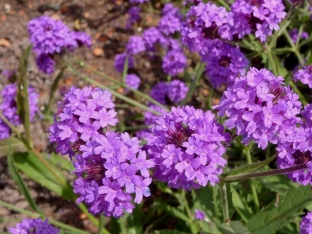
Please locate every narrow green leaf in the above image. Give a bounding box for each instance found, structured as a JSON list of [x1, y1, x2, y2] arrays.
[[13, 152, 74, 199], [231, 186, 253, 222], [246, 185, 312, 234], [225, 154, 277, 177], [16, 45, 33, 148], [220, 221, 249, 234], [121, 56, 128, 83], [154, 230, 189, 234], [7, 151, 42, 214], [46, 153, 74, 172], [0, 137, 26, 157]]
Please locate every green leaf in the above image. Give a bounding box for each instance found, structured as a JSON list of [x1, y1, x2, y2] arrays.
[[154, 230, 189, 234], [46, 153, 74, 172], [13, 152, 74, 199], [220, 221, 249, 234], [246, 185, 312, 234], [16, 45, 33, 147], [260, 175, 299, 194], [231, 186, 253, 222], [7, 151, 43, 214], [225, 154, 277, 176], [0, 137, 26, 157]]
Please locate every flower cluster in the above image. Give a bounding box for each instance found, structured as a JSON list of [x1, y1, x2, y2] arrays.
[[202, 41, 249, 87], [195, 209, 206, 220], [294, 65, 312, 88], [126, 6, 141, 29], [9, 218, 59, 234], [125, 74, 141, 92], [114, 53, 134, 73], [49, 87, 154, 217], [147, 106, 230, 190], [162, 50, 187, 76], [215, 67, 301, 149], [126, 36, 146, 55], [300, 212, 312, 234], [0, 84, 38, 140], [28, 16, 91, 74]]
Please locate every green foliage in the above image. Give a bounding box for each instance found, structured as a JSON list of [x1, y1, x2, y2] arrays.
[[220, 221, 249, 234], [0, 137, 26, 157]]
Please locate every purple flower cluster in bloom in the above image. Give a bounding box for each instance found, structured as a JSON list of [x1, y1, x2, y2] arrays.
[[195, 209, 206, 220], [114, 53, 134, 73], [294, 65, 312, 88], [129, 0, 148, 3], [142, 27, 167, 51], [28, 16, 91, 74], [162, 50, 187, 76], [289, 28, 308, 43], [126, 36, 146, 55], [215, 67, 301, 149], [300, 212, 312, 234], [202, 41, 249, 87], [126, 6, 141, 29], [150, 80, 188, 105], [158, 3, 182, 36], [0, 84, 38, 140], [125, 74, 141, 92], [9, 218, 59, 234], [231, 0, 286, 42], [49, 87, 154, 217], [146, 106, 230, 190]]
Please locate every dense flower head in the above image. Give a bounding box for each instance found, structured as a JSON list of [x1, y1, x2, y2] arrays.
[[36, 54, 56, 75], [293, 65, 312, 88], [126, 6, 141, 29], [125, 74, 141, 92], [302, 104, 312, 128], [181, 2, 233, 54], [230, 0, 286, 42], [201, 41, 249, 87], [72, 132, 154, 217], [114, 53, 134, 73], [300, 212, 312, 234], [158, 14, 181, 36], [126, 36, 146, 55], [162, 3, 181, 17], [147, 106, 230, 190], [9, 218, 59, 234], [144, 104, 168, 126], [28, 16, 91, 55], [214, 67, 302, 149], [289, 28, 308, 43], [0, 84, 38, 140], [162, 50, 187, 76], [195, 209, 206, 220], [142, 27, 167, 51], [150, 80, 188, 105], [49, 86, 118, 157]]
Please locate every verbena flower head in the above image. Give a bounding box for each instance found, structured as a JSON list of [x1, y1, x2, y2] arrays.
[[195, 209, 206, 220], [181, 2, 233, 54], [129, 0, 148, 3], [0, 84, 38, 140], [114, 53, 134, 73], [202, 41, 249, 87], [230, 0, 286, 42], [125, 74, 141, 92], [9, 218, 59, 234], [294, 65, 312, 88], [126, 36, 146, 55], [158, 14, 181, 36], [144, 104, 168, 126], [289, 28, 308, 43], [49, 86, 118, 158], [126, 6, 141, 29], [162, 50, 187, 76], [214, 67, 301, 149], [150, 80, 188, 105], [142, 27, 167, 51], [36, 54, 56, 75], [300, 212, 312, 234], [302, 104, 312, 128], [147, 106, 230, 190]]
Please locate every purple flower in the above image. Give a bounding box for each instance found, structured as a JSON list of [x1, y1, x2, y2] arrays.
[[289, 28, 308, 43], [158, 14, 181, 36], [162, 50, 187, 76], [114, 53, 134, 73], [230, 0, 286, 42], [126, 6, 141, 29], [302, 104, 312, 128], [36, 54, 55, 75], [300, 212, 312, 234], [162, 3, 182, 18], [294, 65, 312, 88], [9, 218, 59, 234], [0, 84, 38, 140], [49, 87, 117, 157], [202, 41, 249, 87], [126, 36, 145, 55], [144, 104, 168, 126], [125, 74, 141, 92], [214, 67, 302, 149], [129, 0, 148, 3], [2, 69, 16, 81], [142, 27, 167, 51], [147, 106, 230, 190], [195, 209, 206, 220]]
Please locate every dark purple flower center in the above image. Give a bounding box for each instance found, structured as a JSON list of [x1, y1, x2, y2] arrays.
[[84, 162, 105, 183], [293, 150, 312, 165], [219, 56, 231, 67], [270, 86, 286, 103], [202, 23, 219, 39], [166, 123, 193, 147], [308, 65, 312, 73], [44, 23, 53, 31]]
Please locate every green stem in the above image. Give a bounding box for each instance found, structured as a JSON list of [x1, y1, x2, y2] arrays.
[[98, 215, 106, 234], [221, 39, 260, 52], [219, 184, 230, 223], [222, 163, 307, 183], [216, 0, 230, 10], [73, 59, 169, 112], [45, 67, 66, 115], [265, 44, 278, 76], [207, 87, 214, 111], [65, 60, 161, 115], [245, 147, 260, 211], [283, 31, 305, 66], [290, 81, 308, 105], [181, 190, 197, 234], [0, 200, 89, 234]]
